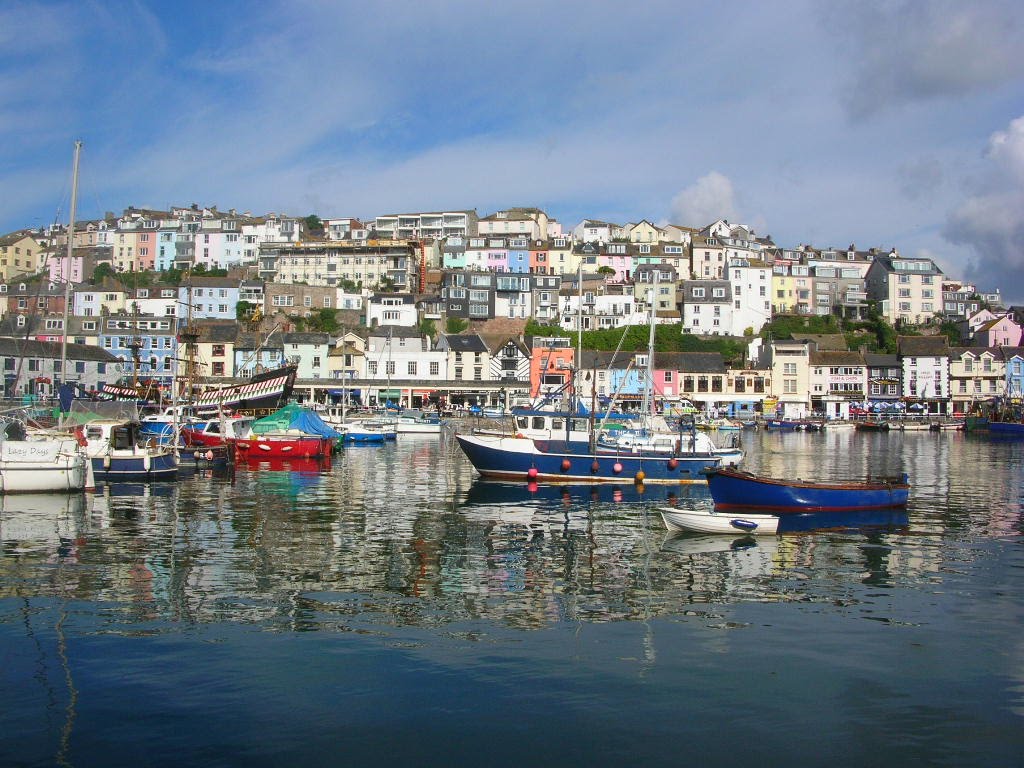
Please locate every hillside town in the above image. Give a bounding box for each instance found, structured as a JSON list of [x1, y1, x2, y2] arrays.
[[1, 204, 1022, 420]]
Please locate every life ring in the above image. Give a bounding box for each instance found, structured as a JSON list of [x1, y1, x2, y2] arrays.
[[74, 427, 88, 448]]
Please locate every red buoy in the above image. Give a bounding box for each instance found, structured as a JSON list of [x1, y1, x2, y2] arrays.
[[591, 460, 600, 474], [667, 458, 678, 470], [612, 462, 623, 474], [527, 467, 539, 479], [561, 459, 571, 472]]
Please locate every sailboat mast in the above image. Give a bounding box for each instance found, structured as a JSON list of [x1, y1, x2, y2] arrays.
[[58, 140, 82, 413], [642, 281, 656, 418]]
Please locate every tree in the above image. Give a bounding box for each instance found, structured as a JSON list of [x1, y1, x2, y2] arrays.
[[236, 300, 254, 322], [418, 317, 437, 340], [304, 214, 323, 234], [91, 264, 115, 284], [446, 316, 469, 334], [597, 266, 615, 276]]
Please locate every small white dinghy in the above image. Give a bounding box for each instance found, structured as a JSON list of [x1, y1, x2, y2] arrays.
[[659, 506, 779, 535]]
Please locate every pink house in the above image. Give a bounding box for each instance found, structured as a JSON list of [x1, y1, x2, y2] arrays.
[[975, 315, 1024, 347]]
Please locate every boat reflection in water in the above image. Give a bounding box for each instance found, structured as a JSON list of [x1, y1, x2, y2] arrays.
[[0, 493, 88, 555]]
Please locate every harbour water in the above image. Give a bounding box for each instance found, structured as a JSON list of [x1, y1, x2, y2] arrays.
[[1, 429, 1022, 767]]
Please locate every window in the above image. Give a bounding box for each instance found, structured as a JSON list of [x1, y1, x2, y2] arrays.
[[783, 362, 797, 375], [368, 361, 378, 375], [784, 379, 798, 394], [407, 361, 417, 376], [430, 361, 440, 376]]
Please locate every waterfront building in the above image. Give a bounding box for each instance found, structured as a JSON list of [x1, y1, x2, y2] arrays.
[[1001, 346, 1024, 399], [723, 364, 771, 419], [864, 353, 902, 409], [364, 326, 446, 406], [72, 280, 128, 319], [768, 338, 814, 418], [949, 347, 1004, 411], [326, 331, 366, 382], [528, 239, 550, 274], [897, 335, 950, 414], [128, 283, 179, 320], [865, 253, 944, 325], [0, 336, 120, 400], [506, 236, 531, 274], [485, 335, 531, 389], [528, 336, 575, 402], [809, 349, 867, 419], [436, 334, 492, 383], [677, 352, 730, 411], [625, 220, 665, 245]]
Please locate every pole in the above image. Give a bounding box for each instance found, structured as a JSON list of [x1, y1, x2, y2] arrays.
[[58, 140, 82, 428]]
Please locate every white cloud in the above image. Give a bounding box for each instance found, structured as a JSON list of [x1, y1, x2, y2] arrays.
[[668, 173, 739, 229], [943, 116, 1024, 303]]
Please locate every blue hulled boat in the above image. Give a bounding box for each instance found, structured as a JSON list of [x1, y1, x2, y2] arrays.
[[455, 432, 728, 484], [704, 466, 910, 512]]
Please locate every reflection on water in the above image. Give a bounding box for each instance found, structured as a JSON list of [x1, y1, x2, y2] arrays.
[[2, 430, 1020, 631], [1, 430, 1023, 766]]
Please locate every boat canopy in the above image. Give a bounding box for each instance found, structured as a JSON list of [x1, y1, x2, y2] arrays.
[[250, 403, 342, 439]]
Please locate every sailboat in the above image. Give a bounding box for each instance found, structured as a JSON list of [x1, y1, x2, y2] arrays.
[[454, 283, 742, 484], [6, 141, 92, 493]]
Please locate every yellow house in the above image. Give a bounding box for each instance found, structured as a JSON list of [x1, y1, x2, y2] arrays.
[[0, 232, 43, 280]]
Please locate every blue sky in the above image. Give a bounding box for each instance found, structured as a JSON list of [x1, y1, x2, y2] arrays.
[[3, 0, 1024, 301]]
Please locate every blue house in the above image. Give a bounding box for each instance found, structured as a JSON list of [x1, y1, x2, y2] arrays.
[[1003, 346, 1024, 400]]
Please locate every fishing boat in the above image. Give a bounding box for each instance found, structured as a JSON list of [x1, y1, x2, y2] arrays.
[[392, 410, 444, 435], [180, 413, 256, 448], [79, 419, 178, 482], [703, 466, 910, 512], [855, 419, 890, 432], [228, 403, 340, 458], [333, 419, 397, 443], [989, 420, 1024, 436], [231, 433, 333, 459], [660, 506, 779, 535], [765, 419, 805, 431], [455, 425, 732, 484]]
